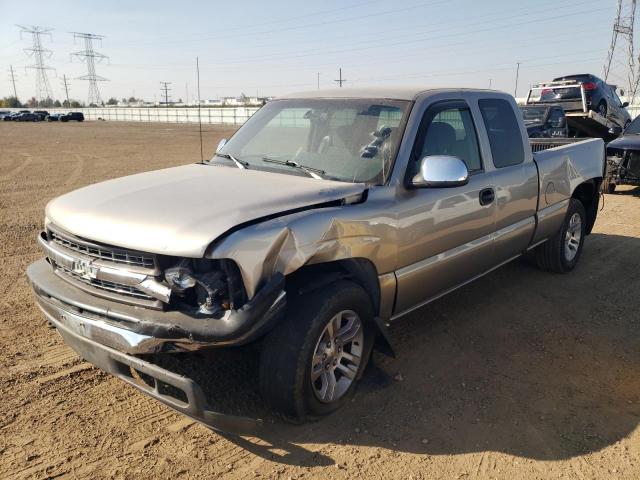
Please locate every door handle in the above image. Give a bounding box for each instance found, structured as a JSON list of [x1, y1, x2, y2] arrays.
[[479, 187, 495, 206]]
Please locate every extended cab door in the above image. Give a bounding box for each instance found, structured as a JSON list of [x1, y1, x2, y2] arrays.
[[393, 100, 498, 315], [476, 98, 538, 263]]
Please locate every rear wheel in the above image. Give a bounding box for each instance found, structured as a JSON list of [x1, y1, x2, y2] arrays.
[[259, 280, 374, 421], [535, 198, 586, 273], [597, 101, 608, 118]]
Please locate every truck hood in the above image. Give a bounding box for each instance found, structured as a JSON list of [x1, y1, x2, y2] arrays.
[[46, 163, 366, 257]]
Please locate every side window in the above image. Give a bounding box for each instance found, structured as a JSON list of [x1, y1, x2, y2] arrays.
[[414, 105, 482, 172], [612, 89, 623, 106], [478, 98, 525, 168]]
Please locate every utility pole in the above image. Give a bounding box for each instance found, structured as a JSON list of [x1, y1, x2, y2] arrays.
[[18, 25, 54, 106], [604, 0, 639, 104], [186, 83, 189, 105], [514, 62, 521, 97], [71, 32, 108, 106], [317, 72, 320, 89], [8, 65, 18, 99], [334, 68, 347, 87], [489, 78, 492, 89], [61, 74, 71, 105], [160, 81, 171, 106]]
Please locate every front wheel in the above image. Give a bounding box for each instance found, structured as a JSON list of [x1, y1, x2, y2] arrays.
[[259, 280, 374, 421], [535, 198, 586, 273]]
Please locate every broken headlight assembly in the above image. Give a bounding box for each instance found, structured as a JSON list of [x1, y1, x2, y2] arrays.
[[164, 258, 246, 316]]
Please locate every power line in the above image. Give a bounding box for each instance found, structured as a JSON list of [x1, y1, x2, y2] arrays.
[[604, 0, 639, 103], [71, 32, 108, 105], [17, 25, 54, 106], [334, 68, 347, 87], [8, 64, 18, 99], [160, 81, 171, 106]]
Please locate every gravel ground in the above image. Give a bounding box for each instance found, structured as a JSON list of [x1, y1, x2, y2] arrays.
[[1, 121, 639, 479]]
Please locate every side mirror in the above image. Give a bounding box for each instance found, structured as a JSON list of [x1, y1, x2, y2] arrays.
[[412, 155, 469, 188], [608, 126, 623, 136], [622, 101, 629, 108], [216, 138, 227, 153]]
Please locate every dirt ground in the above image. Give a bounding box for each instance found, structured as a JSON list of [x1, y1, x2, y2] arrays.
[[1, 121, 639, 480]]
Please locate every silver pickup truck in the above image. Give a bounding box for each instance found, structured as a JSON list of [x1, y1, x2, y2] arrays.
[[27, 88, 605, 433]]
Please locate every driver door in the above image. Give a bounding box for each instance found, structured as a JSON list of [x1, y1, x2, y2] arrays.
[[394, 100, 497, 315]]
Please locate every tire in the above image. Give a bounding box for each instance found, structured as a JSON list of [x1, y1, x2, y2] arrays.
[[259, 280, 375, 422], [607, 182, 616, 193], [535, 198, 586, 273], [597, 101, 607, 118]]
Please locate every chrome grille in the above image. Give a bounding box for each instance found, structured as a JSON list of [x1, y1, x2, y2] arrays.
[[48, 228, 156, 269], [44, 226, 162, 309], [57, 264, 153, 301]]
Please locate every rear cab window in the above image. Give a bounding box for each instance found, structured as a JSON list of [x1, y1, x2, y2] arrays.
[[478, 99, 525, 168]]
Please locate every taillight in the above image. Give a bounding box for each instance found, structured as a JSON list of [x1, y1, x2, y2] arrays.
[[582, 82, 597, 90], [541, 88, 552, 96]]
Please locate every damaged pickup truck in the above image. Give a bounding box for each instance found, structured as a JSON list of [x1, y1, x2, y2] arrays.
[[27, 88, 605, 433]]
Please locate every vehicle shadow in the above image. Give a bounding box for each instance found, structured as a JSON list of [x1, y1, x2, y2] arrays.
[[611, 185, 640, 197], [158, 232, 640, 467]]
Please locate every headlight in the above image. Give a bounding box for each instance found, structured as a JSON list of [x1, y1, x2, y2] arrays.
[[164, 258, 243, 315], [165, 260, 197, 291]]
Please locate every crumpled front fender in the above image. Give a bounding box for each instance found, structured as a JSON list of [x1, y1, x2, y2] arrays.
[[205, 198, 398, 301]]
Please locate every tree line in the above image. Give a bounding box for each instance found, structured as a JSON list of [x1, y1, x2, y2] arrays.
[[0, 96, 84, 108]]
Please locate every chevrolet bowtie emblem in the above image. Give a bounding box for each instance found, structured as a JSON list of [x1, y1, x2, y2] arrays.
[[73, 259, 97, 280]]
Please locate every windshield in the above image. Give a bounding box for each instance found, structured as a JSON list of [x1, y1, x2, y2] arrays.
[[520, 106, 547, 123], [212, 98, 411, 184], [624, 116, 640, 134]]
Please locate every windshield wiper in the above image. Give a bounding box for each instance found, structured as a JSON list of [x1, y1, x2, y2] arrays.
[[262, 157, 325, 179], [215, 153, 250, 169]]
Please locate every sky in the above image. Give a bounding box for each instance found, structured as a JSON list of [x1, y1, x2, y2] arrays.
[[0, 0, 634, 104]]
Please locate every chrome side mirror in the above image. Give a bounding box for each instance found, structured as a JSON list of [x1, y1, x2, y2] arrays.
[[216, 138, 227, 153], [608, 126, 623, 136], [412, 155, 469, 188]]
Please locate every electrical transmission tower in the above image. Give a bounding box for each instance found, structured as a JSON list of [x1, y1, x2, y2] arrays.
[[334, 68, 347, 87], [160, 82, 172, 106], [61, 75, 71, 106], [8, 65, 18, 99], [71, 32, 108, 105], [18, 25, 54, 106], [604, 0, 639, 104]]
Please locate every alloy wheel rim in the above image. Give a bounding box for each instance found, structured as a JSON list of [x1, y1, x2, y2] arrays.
[[564, 212, 582, 261], [310, 310, 364, 403]]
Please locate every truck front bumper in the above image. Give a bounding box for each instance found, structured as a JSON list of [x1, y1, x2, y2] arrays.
[[26, 258, 286, 434]]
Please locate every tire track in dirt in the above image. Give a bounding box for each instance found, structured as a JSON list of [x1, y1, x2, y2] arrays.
[[62, 152, 87, 187], [0, 153, 32, 182]]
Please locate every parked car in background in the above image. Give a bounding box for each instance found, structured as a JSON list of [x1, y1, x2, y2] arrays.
[[3, 110, 30, 121], [530, 74, 631, 130], [520, 105, 568, 138], [28, 87, 605, 433], [33, 110, 50, 121], [14, 112, 40, 122], [60, 112, 84, 122], [0, 110, 11, 119], [604, 115, 640, 192], [46, 113, 62, 122]]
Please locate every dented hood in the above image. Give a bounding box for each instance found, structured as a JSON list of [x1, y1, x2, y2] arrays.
[[46, 163, 365, 257]]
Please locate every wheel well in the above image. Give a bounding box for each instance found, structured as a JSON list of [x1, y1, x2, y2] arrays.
[[572, 180, 601, 234], [285, 258, 381, 316]]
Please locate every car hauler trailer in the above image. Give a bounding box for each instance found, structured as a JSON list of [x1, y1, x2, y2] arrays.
[[526, 81, 624, 139]]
